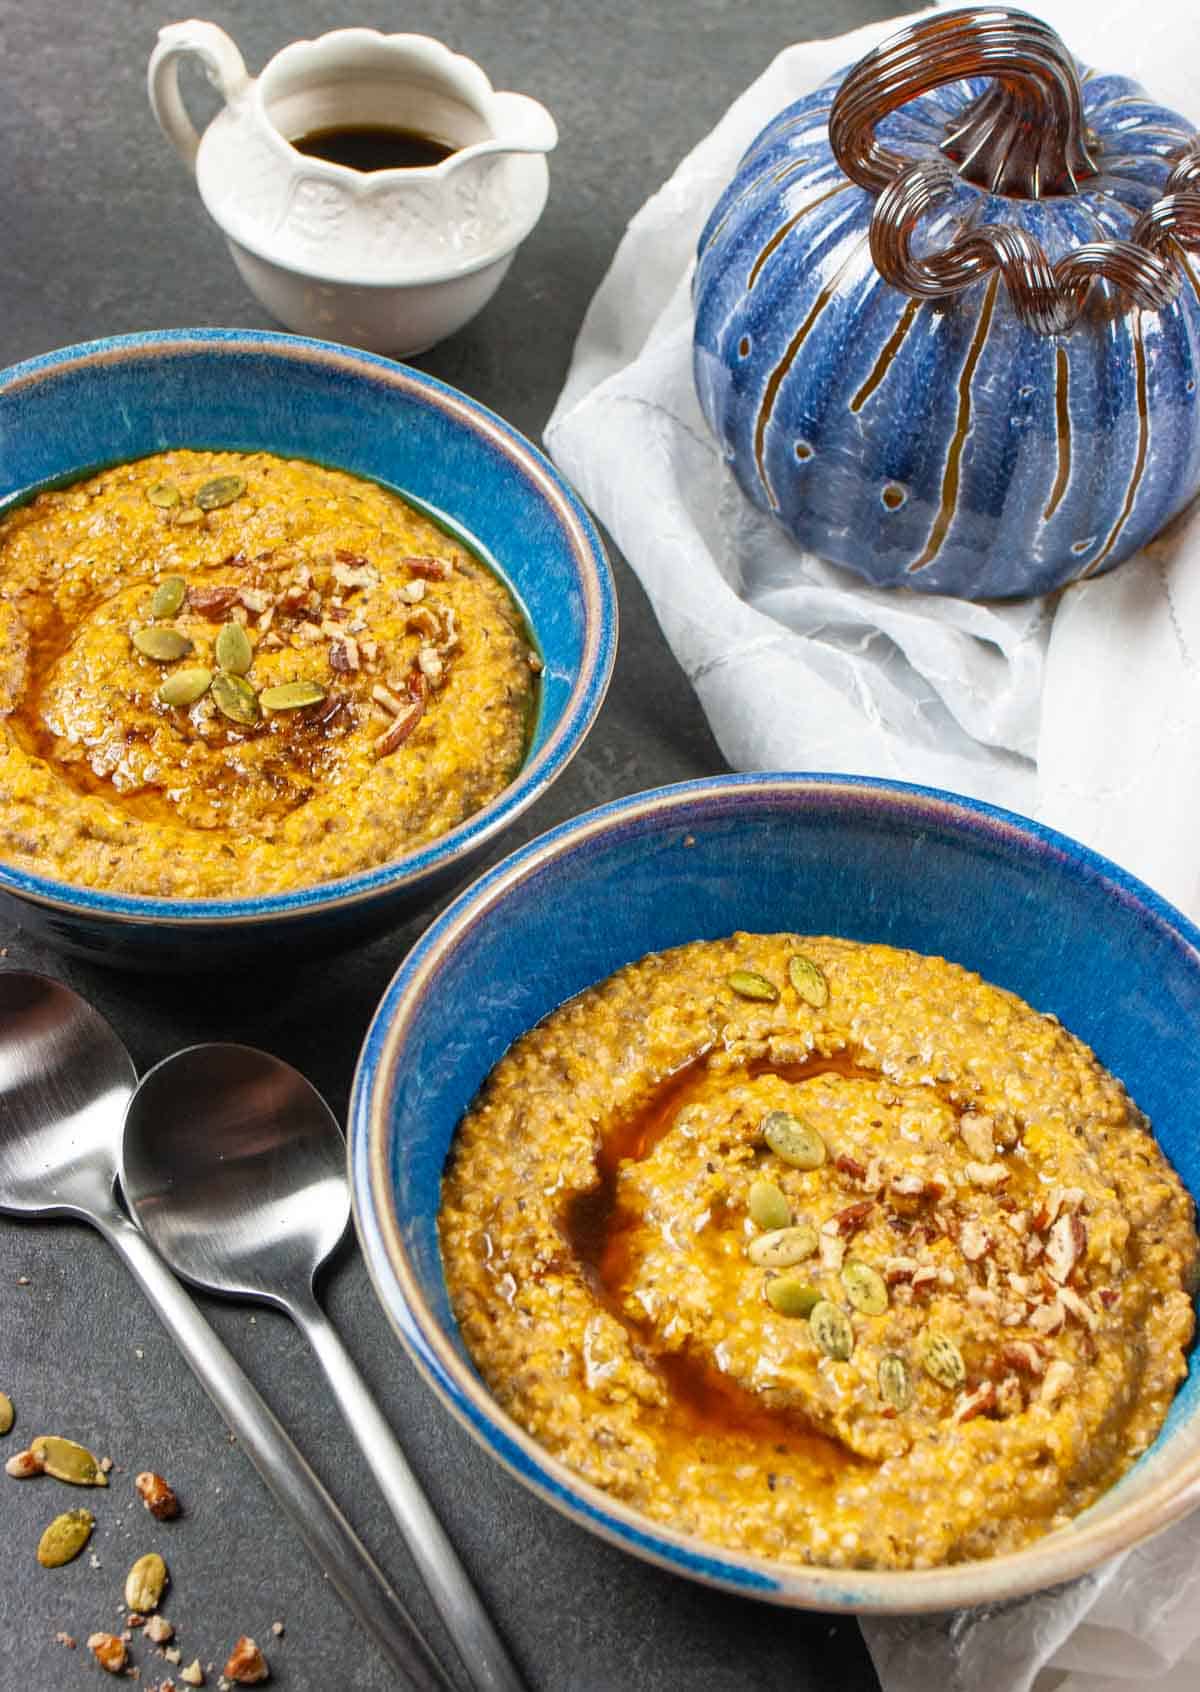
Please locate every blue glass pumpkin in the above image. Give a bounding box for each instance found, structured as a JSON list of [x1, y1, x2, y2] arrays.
[[693, 6, 1200, 599]]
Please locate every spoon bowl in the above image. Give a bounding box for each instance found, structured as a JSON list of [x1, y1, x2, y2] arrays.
[[122, 1043, 348, 1308], [0, 971, 135, 1219]]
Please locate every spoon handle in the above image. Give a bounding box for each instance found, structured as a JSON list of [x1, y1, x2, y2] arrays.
[[293, 1290, 527, 1692], [100, 1213, 453, 1692]]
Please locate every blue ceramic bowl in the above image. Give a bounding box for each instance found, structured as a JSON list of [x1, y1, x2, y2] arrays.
[[351, 774, 1200, 1612], [0, 329, 615, 966]]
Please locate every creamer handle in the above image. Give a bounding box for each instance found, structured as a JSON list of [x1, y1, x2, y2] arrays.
[[148, 19, 250, 172]]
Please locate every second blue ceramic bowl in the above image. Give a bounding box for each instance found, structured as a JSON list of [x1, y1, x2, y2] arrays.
[[351, 773, 1200, 1612], [0, 329, 615, 966]]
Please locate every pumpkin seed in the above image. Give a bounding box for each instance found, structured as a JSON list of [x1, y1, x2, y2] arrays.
[[878, 1353, 914, 1412], [159, 666, 213, 708], [30, 1435, 106, 1487], [215, 620, 253, 675], [810, 1299, 854, 1360], [727, 969, 779, 1002], [125, 1551, 168, 1613], [37, 1508, 94, 1567], [211, 672, 260, 726], [747, 1178, 791, 1232], [150, 576, 186, 619], [788, 953, 829, 1008], [0, 1391, 12, 1436], [145, 481, 180, 509], [748, 1223, 818, 1267], [132, 627, 193, 662], [195, 474, 245, 511], [260, 680, 327, 711], [841, 1260, 889, 1316], [764, 1276, 822, 1319], [920, 1331, 966, 1391], [762, 1110, 826, 1170], [173, 507, 204, 528]]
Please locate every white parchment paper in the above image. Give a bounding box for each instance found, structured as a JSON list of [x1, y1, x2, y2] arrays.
[[544, 3, 1200, 1686]]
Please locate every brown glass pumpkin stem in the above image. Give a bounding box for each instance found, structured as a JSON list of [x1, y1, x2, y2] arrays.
[[830, 6, 1096, 200]]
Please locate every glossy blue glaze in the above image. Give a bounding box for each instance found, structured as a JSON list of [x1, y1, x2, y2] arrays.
[[351, 774, 1200, 1611], [693, 69, 1200, 598], [0, 330, 616, 967]]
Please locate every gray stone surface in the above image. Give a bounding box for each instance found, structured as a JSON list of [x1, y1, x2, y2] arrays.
[[0, 1, 914, 1686]]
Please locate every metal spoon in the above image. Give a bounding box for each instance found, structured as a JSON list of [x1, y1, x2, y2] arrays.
[[0, 972, 450, 1692], [120, 1042, 526, 1692]]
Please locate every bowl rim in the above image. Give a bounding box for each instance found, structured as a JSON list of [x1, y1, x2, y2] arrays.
[[0, 327, 616, 926], [350, 771, 1200, 1613]]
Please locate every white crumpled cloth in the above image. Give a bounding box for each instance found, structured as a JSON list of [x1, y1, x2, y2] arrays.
[[544, 2, 1200, 1688]]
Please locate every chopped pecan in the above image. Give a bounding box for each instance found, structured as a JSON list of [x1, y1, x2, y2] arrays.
[[417, 645, 445, 686], [1000, 1340, 1046, 1377], [1097, 1287, 1119, 1309], [883, 1255, 920, 1284], [1005, 1210, 1031, 1237], [832, 1200, 873, 1235], [1029, 1299, 1066, 1336], [405, 606, 441, 639], [135, 1471, 180, 1520], [403, 554, 451, 580], [6, 1447, 43, 1478], [957, 1220, 991, 1262], [333, 560, 378, 590], [964, 1160, 1009, 1190], [818, 1221, 845, 1272], [144, 1615, 174, 1644], [958, 1113, 995, 1162], [374, 700, 424, 758], [329, 636, 360, 674], [87, 1634, 127, 1675], [237, 587, 272, 614], [188, 583, 240, 618], [910, 1265, 940, 1293], [1044, 1213, 1086, 1284], [994, 1374, 1024, 1416], [953, 1380, 996, 1423], [1057, 1285, 1099, 1331], [834, 1153, 867, 1181], [890, 1172, 928, 1198], [224, 1637, 269, 1684], [1040, 1359, 1075, 1406], [966, 1287, 1001, 1315], [1032, 1186, 1064, 1232]]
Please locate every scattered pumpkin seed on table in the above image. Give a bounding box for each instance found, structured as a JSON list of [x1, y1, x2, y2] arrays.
[[37, 1508, 94, 1567], [747, 1178, 791, 1232], [748, 1223, 818, 1267], [920, 1332, 967, 1390], [125, 1551, 168, 1612], [878, 1353, 914, 1411], [788, 953, 829, 1008], [260, 680, 327, 711], [195, 474, 245, 511], [159, 667, 213, 708], [215, 620, 253, 676], [150, 576, 186, 618], [762, 1110, 826, 1170], [764, 1276, 822, 1319], [211, 671, 260, 726], [0, 1391, 13, 1435], [841, 1260, 889, 1316], [810, 1299, 855, 1360], [145, 481, 180, 509], [727, 969, 778, 1002], [133, 627, 193, 662], [30, 1434, 107, 1486]]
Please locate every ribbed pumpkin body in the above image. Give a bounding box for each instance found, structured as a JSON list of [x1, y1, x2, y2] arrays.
[[693, 70, 1200, 599]]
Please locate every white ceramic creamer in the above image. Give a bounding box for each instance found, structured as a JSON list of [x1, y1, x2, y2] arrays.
[[148, 21, 557, 353]]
